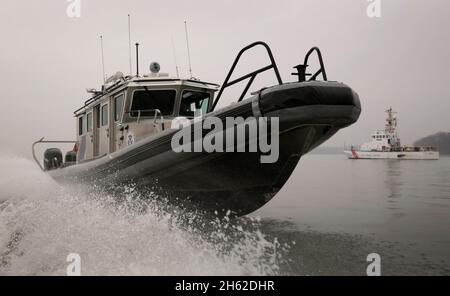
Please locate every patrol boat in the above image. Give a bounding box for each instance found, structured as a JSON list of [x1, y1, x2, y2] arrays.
[[344, 108, 439, 160], [33, 42, 361, 215]]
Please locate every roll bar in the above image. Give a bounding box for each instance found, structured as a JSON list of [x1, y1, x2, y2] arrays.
[[211, 41, 283, 111]]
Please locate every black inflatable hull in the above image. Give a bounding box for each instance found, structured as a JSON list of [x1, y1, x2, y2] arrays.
[[49, 81, 361, 215]]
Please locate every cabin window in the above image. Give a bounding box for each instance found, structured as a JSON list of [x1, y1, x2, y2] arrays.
[[130, 89, 176, 117], [115, 94, 124, 122], [87, 112, 93, 132], [78, 117, 83, 135], [95, 106, 101, 129], [101, 104, 109, 126], [179, 90, 210, 117]]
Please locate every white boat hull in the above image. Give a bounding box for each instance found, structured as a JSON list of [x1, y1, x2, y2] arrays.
[[344, 150, 439, 160]]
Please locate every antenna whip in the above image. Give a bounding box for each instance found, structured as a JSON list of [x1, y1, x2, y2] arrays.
[[128, 14, 132, 76], [100, 35, 106, 83], [184, 21, 193, 78]]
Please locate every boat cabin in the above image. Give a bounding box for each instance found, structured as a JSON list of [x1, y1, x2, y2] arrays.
[[73, 71, 218, 162], [360, 130, 401, 152]]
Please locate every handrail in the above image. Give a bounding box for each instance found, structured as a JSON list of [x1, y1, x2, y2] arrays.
[[32, 138, 78, 171], [292, 47, 328, 82], [125, 108, 165, 130], [211, 41, 283, 111]]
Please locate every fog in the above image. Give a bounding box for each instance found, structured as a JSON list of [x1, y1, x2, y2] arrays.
[[1, 0, 449, 157]]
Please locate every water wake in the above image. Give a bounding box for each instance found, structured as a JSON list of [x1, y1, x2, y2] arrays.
[[0, 156, 288, 275]]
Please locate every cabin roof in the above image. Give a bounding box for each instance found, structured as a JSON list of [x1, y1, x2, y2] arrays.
[[74, 77, 219, 116]]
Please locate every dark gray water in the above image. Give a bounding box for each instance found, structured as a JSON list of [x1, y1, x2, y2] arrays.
[[255, 154, 450, 275], [0, 155, 449, 275]]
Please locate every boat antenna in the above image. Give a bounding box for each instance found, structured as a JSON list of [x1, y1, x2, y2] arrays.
[[184, 21, 193, 78], [135, 42, 140, 77], [100, 35, 106, 83], [128, 14, 133, 76], [171, 36, 180, 78]]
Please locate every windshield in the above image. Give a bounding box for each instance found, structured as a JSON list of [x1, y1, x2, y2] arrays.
[[130, 89, 176, 117], [179, 90, 210, 117]]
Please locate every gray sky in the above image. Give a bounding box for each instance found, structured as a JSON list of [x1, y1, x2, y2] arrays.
[[1, 0, 449, 157]]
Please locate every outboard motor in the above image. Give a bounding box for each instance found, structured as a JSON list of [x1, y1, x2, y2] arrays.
[[44, 148, 63, 171], [65, 151, 77, 167]]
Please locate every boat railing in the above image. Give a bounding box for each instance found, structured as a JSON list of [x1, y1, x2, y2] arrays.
[[211, 41, 283, 111], [32, 138, 78, 171], [292, 47, 328, 82], [422, 146, 438, 152], [125, 109, 165, 130]]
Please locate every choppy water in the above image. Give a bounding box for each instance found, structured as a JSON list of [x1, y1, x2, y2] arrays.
[[0, 156, 287, 276], [1, 154, 449, 275]]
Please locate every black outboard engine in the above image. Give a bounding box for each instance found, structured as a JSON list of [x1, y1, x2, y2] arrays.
[[44, 148, 63, 171], [65, 151, 77, 167]]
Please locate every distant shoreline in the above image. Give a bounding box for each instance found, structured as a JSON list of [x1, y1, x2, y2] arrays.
[[414, 132, 450, 155]]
